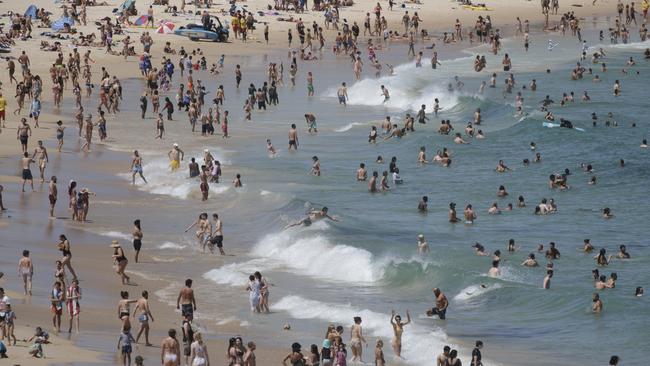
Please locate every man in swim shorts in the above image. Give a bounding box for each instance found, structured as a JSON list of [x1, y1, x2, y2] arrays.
[[288, 124, 299, 150], [426, 288, 449, 320], [168, 143, 185, 172], [176, 279, 196, 321]]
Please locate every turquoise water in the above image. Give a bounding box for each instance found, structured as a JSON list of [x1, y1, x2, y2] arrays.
[[68, 24, 650, 365]]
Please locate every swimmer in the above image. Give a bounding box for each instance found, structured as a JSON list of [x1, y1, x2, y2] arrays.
[[284, 207, 339, 229], [543, 270, 553, 289], [417, 234, 429, 255], [488, 260, 501, 277], [522, 253, 539, 267], [472, 243, 489, 256], [357, 163, 368, 181]]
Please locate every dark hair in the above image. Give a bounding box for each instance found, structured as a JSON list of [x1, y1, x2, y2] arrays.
[[185, 279, 193, 287], [443, 345, 450, 352], [292, 342, 301, 352], [476, 340, 483, 347], [450, 350, 458, 358], [354, 316, 361, 324], [23, 250, 30, 256], [134, 219, 141, 229], [609, 355, 619, 365], [169, 328, 177, 337], [120, 291, 129, 299]]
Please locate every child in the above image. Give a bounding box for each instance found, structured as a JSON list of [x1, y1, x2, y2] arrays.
[[375, 339, 385, 366], [3, 305, 16, 345], [27, 327, 48, 358], [267, 139, 277, 157], [134, 355, 144, 365], [233, 174, 242, 187], [243, 341, 256, 366], [335, 343, 347, 366], [117, 329, 136, 366]]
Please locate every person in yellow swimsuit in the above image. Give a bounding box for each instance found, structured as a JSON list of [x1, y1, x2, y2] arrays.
[[168, 143, 184, 171]]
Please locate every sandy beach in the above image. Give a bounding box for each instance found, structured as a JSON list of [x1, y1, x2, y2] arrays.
[[1, 0, 648, 364]]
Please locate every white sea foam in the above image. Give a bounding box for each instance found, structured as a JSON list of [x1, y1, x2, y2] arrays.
[[334, 122, 366, 132], [117, 147, 230, 200], [250, 228, 382, 283], [98, 231, 132, 240], [204, 222, 384, 286], [157, 241, 187, 250], [272, 295, 487, 366], [454, 283, 502, 302]]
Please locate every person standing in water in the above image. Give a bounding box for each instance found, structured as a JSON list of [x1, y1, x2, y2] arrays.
[[130, 151, 147, 185], [132, 219, 143, 263], [168, 143, 185, 172], [390, 310, 411, 359], [288, 124, 299, 150], [426, 288, 449, 320], [350, 316, 367, 363]]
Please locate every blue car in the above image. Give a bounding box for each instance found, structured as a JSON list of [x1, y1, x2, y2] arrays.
[[175, 16, 229, 42]]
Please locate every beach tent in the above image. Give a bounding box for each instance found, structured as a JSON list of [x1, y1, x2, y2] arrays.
[[134, 15, 148, 26], [119, 0, 135, 12], [24, 5, 38, 19], [156, 22, 175, 34], [52, 16, 74, 31]]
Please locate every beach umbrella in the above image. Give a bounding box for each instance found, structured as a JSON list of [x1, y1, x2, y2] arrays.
[[134, 15, 148, 26], [156, 22, 175, 34]]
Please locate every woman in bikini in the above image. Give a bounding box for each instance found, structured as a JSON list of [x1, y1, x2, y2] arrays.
[[111, 240, 131, 285], [117, 291, 137, 332], [390, 310, 411, 359], [57, 234, 78, 280]]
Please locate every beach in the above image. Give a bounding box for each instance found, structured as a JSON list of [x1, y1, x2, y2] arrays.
[[0, 0, 648, 364]]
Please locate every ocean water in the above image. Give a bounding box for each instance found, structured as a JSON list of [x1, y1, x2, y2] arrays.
[[75, 22, 650, 365]]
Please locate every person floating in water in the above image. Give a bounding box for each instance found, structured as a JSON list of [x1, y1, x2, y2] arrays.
[[284, 207, 339, 229]]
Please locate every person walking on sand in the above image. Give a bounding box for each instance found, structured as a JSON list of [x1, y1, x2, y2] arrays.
[[21, 152, 35, 193], [32, 140, 49, 183], [161, 329, 181, 366], [18, 250, 33, 296], [50, 281, 65, 333], [190, 332, 210, 366], [111, 240, 131, 285], [57, 234, 78, 280], [66, 279, 81, 333], [131, 151, 147, 185], [49, 176, 58, 218], [133, 290, 154, 346]]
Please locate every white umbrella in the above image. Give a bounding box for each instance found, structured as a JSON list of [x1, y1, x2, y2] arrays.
[[156, 22, 175, 34]]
